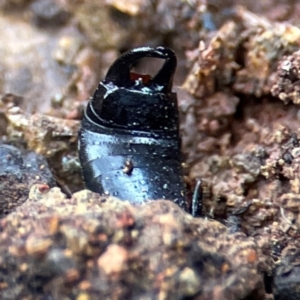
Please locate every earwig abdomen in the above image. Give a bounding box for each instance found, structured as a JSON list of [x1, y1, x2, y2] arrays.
[[78, 46, 188, 212]]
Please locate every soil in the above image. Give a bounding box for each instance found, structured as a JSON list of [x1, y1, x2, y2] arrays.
[[1, 0, 300, 299]]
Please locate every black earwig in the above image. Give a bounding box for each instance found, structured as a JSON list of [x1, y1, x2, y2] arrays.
[[78, 46, 201, 216]]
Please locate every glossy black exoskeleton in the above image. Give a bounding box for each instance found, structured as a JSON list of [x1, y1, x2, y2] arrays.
[[78, 46, 201, 216]]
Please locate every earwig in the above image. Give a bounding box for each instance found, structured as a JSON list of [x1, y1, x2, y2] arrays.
[[78, 46, 201, 216]]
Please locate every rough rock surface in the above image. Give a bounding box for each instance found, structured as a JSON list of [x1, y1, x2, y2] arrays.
[[0, 144, 55, 217], [0, 187, 267, 300], [271, 49, 300, 105]]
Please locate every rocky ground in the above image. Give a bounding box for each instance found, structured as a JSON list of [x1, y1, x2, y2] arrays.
[[1, 0, 300, 299]]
